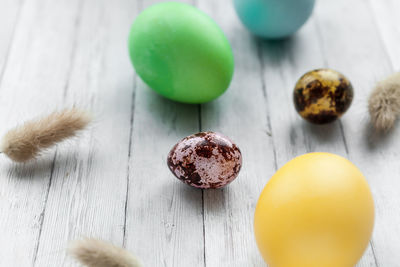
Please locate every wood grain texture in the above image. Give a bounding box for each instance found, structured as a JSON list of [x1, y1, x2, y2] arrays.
[[351, 1, 400, 266], [313, 0, 400, 266], [124, 1, 205, 266], [196, 1, 275, 266], [369, 0, 400, 70], [0, 0, 83, 265], [0, 0, 23, 78], [0, 0, 399, 266], [34, 0, 136, 266]]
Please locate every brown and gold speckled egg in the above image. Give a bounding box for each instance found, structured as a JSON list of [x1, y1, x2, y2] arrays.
[[293, 69, 354, 124], [167, 132, 242, 189]]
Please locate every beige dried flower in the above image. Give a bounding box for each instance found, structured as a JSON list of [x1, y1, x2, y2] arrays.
[[69, 238, 142, 267], [369, 72, 400, 132], [0, 108, 91, 162]]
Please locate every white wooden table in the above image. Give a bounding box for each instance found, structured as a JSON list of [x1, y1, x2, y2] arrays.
[[0, 0, 399, 266]]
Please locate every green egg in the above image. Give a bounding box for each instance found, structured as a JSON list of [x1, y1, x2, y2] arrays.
[[128, 2, 234, 104]]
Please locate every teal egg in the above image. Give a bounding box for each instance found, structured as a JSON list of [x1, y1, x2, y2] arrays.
[[233, 0, 315, 39]]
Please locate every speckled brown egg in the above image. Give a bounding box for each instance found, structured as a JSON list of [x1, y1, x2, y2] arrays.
[[167, 132, 242, 189], [293, 69, 354, 124]]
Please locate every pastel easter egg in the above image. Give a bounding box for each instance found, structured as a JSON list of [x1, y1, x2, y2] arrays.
[[128, 2, 234, 103], [233, 0, 315, 39], [254, 153, 374, 267], [167, 132, 242, 189]]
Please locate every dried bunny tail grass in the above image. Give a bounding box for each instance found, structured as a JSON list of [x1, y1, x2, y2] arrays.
[[69, 238, 143, 267], [369, 72, 400, 132], [0, 108, 91, 162]]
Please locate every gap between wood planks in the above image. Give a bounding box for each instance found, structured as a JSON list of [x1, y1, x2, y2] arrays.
[[123, 74, 138, 247], [311, 1, 398, 266], [198, 104, 207, 267], [361, 2, 397, 267], [31, 0, 86, 265], [4, 0, 395, 265], [256, 41, 278, 173]]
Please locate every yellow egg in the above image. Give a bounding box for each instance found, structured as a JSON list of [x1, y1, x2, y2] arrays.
[[254, 153, 374, 267]]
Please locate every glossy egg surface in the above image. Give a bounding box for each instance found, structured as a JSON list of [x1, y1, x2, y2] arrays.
[[254, 153, 374, 267], [293, 69, 354, 124], [129, 2, 234, 103], [167, 132, 242, 189], [233, 0, 315, 38]]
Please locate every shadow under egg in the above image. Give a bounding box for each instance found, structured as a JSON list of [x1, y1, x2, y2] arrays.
[[362, 120, 398, 152], [292, 119, 342, 144], [175, 179, 228, 213]]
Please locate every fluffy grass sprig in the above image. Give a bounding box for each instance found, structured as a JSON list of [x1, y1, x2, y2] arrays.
[[0, 108, 91, 162], [69, 238, 142, 267], [369, 72, 400, 132]]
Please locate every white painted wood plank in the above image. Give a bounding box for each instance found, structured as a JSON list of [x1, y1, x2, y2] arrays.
[[125, 79, 205, 265], [197, 0, 377, 266], [0, 0, 22, 75], [33, 0, 137, 266], [0, 0, 83, 265], [196, 1, 276, 266], [0, 0, 399, 266], [369, 0, 400, 70], [314, 0, 400, 266], [124, 0, 205, 266], [257, 13, 378, 267]]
